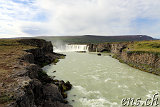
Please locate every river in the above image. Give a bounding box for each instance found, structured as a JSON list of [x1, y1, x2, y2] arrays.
[[43, 52, 160, 107]]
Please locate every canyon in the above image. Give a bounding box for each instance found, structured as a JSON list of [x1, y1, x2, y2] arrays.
[[0, 38, 160, 107], [88, 41, 160, 76]]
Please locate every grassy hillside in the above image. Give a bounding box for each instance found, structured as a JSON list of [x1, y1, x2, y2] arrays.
[[38, 35, 154, 44], [0, 39, 35, 78], [126, 40, 160, 53], [0, 39, 35, 73], [0, 39, 37, 105]]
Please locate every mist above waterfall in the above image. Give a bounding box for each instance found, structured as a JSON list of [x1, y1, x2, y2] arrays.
[[53, 40, 66, 52]]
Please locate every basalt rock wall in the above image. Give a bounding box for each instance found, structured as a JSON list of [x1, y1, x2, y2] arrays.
[[6, 39, 72, 107], [120, 51, 160, 75]]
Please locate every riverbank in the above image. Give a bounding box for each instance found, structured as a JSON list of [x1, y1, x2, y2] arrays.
[[0, 39, 72, 107], [88, 40, 160, 76]]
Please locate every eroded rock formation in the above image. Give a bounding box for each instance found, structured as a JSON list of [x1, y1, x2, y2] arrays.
[[2, 39, 72, 107]]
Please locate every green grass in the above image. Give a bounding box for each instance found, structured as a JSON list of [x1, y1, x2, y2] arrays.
[[0, 39, 19, 46], [0, 39, 36, 88], [0, 39, 36, 73], [60, 56, 65, 59], [126, 40, 160, 53], [53, 58, 59, 63], [0, 95, 13, 104]]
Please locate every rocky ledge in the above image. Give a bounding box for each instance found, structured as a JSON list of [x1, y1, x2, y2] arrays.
[[0, 39, 72, 107]]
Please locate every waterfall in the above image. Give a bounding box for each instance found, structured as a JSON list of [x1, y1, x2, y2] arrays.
[[54, 44, 89, 52], [66, 45, 89, 52]]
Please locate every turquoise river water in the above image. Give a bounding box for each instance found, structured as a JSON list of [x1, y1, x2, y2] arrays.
[[43, 52, 160, 107]]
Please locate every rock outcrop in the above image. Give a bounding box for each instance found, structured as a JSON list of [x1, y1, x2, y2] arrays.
[[88, 42, 130, 54], [88, 43, 111, 52], [2, 39, 72, 107]]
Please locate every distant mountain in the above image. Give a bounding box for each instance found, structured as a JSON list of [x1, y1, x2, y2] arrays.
[[38, 35, 155, 44]]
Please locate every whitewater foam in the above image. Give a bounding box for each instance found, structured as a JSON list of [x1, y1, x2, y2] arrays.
[[74, 85, 101, 95], [104, 78, 112, 82]]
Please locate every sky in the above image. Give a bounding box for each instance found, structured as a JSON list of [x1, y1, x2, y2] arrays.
[[0, 0, 160, 38]]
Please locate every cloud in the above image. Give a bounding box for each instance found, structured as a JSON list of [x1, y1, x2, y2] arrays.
[[0, 0, 160, 38], [0, 0, 48, 38]]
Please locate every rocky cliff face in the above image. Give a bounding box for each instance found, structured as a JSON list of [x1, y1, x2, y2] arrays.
[[88, 43, 111, 52], [88, 42, 129, 54], [88, 42, 160, 75], [4, 39, 72, 107], [120, 51, 160, 75]]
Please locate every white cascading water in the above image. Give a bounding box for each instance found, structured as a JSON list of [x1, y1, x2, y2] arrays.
[[54, 44, 89, 52], [66, 45, 89, 52]]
